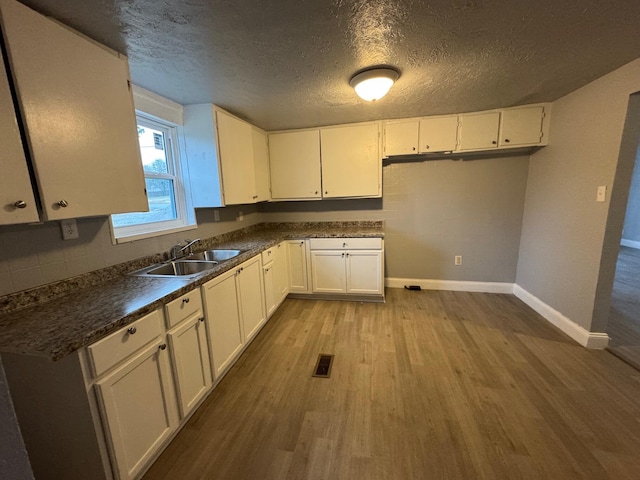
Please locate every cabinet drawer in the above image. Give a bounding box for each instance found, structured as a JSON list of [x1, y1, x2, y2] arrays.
[[309, 238, 382, 250], [87, 309, 163, 378], [164, 289, 203, 329], [262, 246, 276, 264]]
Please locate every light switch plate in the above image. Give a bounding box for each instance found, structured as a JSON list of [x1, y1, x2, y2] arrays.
[[597, 185, 607, 203]]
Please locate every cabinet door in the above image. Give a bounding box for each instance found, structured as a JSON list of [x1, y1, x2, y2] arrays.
[[269, 130, 321, 199], [0, 61, 38, 225], [166, 312, 212, 418], [286, 240, 310, 293], [384, 120, 419, 156], [0, 0, 147, 220], [216, 109, 256, 205], [274, 242, 289, 303], [95, 339, 178, 480], [202, 269, 244, 379], [310, 251, 346, 293], [252, 127, 271, 202], [263, 262, 277, 318], [237, 256, 267, 342], [320, 123, 381, 198], [499, 105, 544, 147], [418, 115, 458, 153], [458, 111, 500, 151], [346, 251, 383, 295], [182, 104, 224, 208]]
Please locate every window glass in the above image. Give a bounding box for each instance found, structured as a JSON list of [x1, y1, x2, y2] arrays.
[[110, 114, 194, 241]]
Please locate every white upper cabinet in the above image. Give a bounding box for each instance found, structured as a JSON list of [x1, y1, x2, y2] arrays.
[[457, 111, 501, 151], [216, 109, 256, 205], [269, 129, 322, 200], [252, 127, 271, 202], [183, 105, 268, 207], [320, 123, 381, 198], [0, 0, 147, 221], [383, 119, 419, 156], [499, 105, 546, 147], [0, 62, 38, 225], [418, 115, 458, 153], [382, 104, 550, 158]]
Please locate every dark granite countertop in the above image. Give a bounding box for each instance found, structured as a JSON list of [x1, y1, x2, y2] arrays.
[[0, 223, 383, 361]]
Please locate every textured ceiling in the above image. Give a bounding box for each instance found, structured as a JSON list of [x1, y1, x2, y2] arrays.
[[16, 0, 640, 130]]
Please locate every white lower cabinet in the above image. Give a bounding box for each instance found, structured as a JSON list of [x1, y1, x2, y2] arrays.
[[202, 253, 266, 379], [262, 242, 290, 318], [286, 239, 310, 293], [164, 289, 211, 418], [237, 255, 267, 342], [309, 238, 384, 297], [202, 268, 244, 379], [95, 338, 179, 480], [166, 313, 211, 417]]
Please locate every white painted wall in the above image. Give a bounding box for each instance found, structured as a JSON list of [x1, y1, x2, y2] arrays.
[[517, 58, 640, 332]]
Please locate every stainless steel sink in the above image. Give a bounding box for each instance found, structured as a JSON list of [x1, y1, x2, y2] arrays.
[[130, 260, 218, 278], [189, 249, 242, 262]]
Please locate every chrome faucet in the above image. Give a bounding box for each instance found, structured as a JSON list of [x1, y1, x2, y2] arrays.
[[170, 238, 201, 260]]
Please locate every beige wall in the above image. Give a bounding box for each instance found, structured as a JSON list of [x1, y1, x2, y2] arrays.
[[516, 59, 640, 331], [261, 155, 530, 282]]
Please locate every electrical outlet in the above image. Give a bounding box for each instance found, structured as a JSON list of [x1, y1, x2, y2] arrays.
[[60, 219, 79, 240], [454, 255, 462, 266], [214, 210, 220, 222], [237, 211, 244, 222]]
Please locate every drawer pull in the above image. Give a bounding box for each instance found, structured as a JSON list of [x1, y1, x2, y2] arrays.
[[14, 200, 27, 209], [127, 327, 137, 335], [199, 317, 204, 322], [159, 343, 167, 350], [57, 200, 69, 208], [182, 298, 190, 304]]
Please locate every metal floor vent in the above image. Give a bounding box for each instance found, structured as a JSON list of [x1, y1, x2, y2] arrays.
[[313, 354, 334, 378]]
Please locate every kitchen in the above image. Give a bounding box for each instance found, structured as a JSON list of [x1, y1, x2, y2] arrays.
[[2, 0, 640, 479]]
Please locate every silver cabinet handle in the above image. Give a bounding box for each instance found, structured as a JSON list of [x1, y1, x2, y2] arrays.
[[182, 298, 190, 304], [13, 200, 27, 209], [159, 343, 167, 350], [57, 200, 69, 208], [127, 327, 137, 335]]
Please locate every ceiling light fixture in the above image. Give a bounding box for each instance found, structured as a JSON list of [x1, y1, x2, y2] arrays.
[[350, 67, 399, 102]]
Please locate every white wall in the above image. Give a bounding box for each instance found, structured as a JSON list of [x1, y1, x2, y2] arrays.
[[516, 58, 640, 332]]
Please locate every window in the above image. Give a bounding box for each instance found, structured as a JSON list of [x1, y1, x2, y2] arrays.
[[110, 114, 194, 242]]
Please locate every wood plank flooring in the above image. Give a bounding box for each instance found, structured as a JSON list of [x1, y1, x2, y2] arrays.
[[143, 289, 640, 480], [607, 246, 640, 369]]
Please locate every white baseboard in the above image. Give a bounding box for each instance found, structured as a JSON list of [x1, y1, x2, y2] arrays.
[[385, 277, 514, 294], [513, 285, 610, 349], [385, 277, 609, 349], [621, 238, 640, 249]]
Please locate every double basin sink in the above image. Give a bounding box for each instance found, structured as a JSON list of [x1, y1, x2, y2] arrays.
[[130, 249, 242, 278]]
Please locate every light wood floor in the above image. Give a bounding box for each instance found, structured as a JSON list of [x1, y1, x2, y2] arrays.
[[607, 246, 640, 369], [144, 289, 640, 480]]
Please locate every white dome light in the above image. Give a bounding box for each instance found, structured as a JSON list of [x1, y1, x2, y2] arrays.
[[350, 68, 399, 102]]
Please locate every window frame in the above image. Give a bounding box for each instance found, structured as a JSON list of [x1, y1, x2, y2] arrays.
[[109, 112, 196, 243]]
